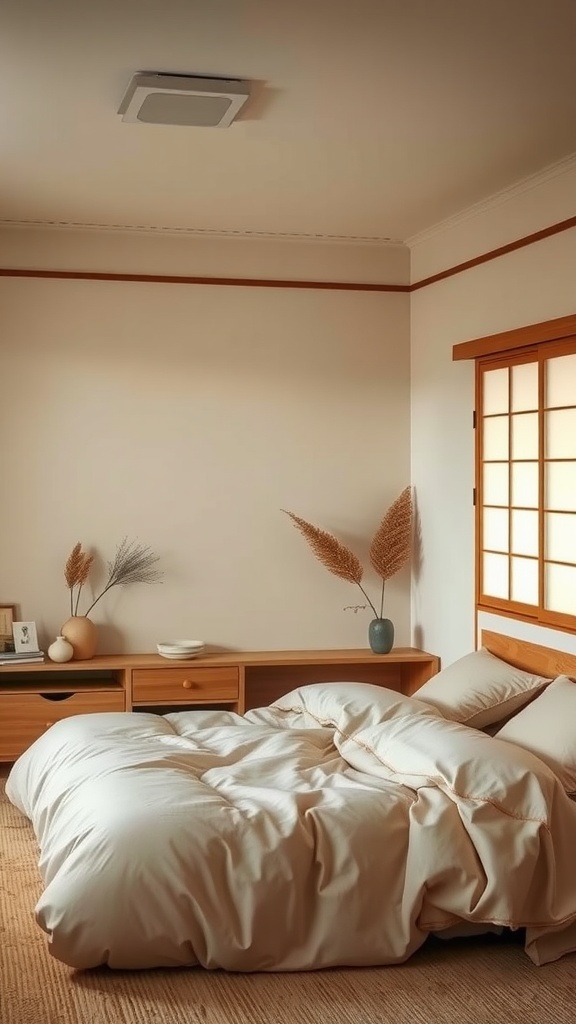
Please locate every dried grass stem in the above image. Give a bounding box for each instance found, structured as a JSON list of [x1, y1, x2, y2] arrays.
[[64, 537, 162, 617], [283, 486, 413, 621]]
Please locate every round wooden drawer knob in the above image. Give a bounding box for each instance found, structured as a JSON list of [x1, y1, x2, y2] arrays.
[[182, 679, 193, 689]]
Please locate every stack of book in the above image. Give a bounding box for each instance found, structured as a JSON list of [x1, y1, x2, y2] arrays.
[[0, 649, 45, 666]]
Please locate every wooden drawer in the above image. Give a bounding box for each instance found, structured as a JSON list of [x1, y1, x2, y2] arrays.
[[132, 666, 239, 705], [0, 690, 125, 761]]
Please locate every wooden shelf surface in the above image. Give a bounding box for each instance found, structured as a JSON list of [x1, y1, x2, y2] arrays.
[[0, 646, 437, 673], [0, 647, 440, 761]]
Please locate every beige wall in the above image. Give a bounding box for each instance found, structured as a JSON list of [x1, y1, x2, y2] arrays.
[[410, 157, 576, 666], [4, 153, 575, 667], [0, 229, 411, 654]]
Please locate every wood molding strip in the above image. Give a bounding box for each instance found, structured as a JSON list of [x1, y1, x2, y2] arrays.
[[0, 214, 574, 294], [411, 215, 576, 291], [453, 312, 576, 361], [0, 268, 410, 293]]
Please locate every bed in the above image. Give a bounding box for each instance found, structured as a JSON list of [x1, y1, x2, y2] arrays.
[[6, 630, 576, 972]]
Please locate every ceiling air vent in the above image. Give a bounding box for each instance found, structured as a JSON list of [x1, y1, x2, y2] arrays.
[[117, 73, 251, 128]]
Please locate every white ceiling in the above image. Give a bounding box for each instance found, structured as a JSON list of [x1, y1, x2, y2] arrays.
[[2, 0, 576, 245]]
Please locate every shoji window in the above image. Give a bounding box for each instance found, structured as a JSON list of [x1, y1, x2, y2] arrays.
[[454, 316, 576, 633]]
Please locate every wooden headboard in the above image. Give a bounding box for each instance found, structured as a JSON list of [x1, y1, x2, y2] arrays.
[[482, 630, 576, 680]]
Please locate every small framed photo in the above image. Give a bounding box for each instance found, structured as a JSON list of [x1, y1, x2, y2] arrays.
[[0, 604, 16, 637], [12, 620, 39, 653], [0, 604, 17, 652]]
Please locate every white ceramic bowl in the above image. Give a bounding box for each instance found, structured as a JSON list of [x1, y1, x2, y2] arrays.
[[157, 649, 204, 660], [157, 639, 205, 654]]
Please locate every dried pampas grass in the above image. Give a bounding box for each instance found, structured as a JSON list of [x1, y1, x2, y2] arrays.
[[63, 538, 162, 618], [64, 542, 84, 589], [282, 513, 363, 585], [283, 487, 413, 619], [64, 542, 95, 615], [369, 486, 413, 582]]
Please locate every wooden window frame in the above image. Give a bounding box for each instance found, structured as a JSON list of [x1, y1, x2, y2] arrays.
[[454, 313, 576, 635]]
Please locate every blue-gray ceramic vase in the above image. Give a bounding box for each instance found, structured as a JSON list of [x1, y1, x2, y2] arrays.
[[368, 617, 394, 654]]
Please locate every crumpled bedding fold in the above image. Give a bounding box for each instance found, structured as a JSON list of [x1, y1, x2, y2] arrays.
[[6, 681, 576, 970]]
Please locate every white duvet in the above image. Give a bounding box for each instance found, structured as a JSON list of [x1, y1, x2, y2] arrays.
[[6, 682, 576, 971]]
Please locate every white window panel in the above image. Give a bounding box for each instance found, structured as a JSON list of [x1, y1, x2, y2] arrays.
[[546, 353, 576, 409], [546, 409, 576, 458], [511, 462, 538, 508], [511, 412, 538, 460], [476, 334, 576, 629], [545, 512, 576, 565], [511, 362, 538, 412], [483, 507, 509, 552], [483, 416, 509, 460], [545, 461, 576, 511], [511, 556, 538, 605], [511, 509, 538, 557], [483, 368, 509, 415], [483, 552, 509, 599], [483, 462, 509, 506], [545, 562, 576, 615]]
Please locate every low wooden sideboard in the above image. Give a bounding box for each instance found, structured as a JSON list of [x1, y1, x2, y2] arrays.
[[0, 647, 440, 762]]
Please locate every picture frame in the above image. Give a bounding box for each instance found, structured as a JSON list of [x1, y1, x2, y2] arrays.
[[12, 620, 39, 653], [0, 604, 17, 652], [0, 604, 16, 637]]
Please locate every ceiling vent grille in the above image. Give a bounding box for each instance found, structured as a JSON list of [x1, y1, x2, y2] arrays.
[[117, 73, 251, 128]]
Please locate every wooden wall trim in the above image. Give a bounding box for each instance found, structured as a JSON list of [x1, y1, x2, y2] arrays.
[[453, 312, 576, 361], [0, 267, 410, 293], [0, 213, 574, 294], [411, 214, 576, 291]]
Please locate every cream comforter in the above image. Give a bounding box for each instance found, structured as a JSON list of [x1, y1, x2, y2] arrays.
[[6, 682, 576, 971]]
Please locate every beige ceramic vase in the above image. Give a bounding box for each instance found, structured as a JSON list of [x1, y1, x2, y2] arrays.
[[60, 616, 98, 661], [47, 634, 74, 663]]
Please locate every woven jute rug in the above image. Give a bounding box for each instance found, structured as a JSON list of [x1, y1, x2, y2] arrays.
[[2, 773, 576, 1024]]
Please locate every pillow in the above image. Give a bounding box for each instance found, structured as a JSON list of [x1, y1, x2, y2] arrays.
[[494, 676, 576, 793], [415, 647, 551, 729]]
